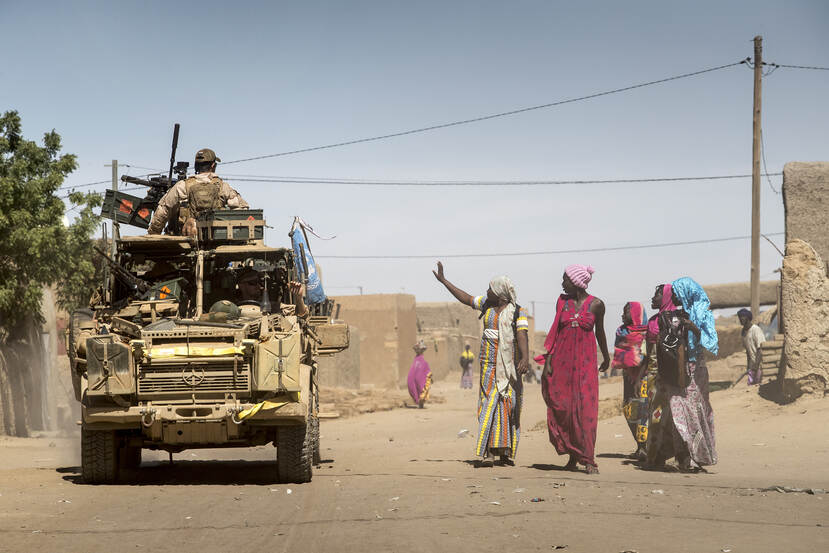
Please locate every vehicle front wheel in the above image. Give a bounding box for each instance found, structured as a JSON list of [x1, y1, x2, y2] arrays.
[[81, 427, 118, 484], [276, 418, 314, 484]]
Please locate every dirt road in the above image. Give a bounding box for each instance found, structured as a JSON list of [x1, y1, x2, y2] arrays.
[[1, 377, 827, 553]]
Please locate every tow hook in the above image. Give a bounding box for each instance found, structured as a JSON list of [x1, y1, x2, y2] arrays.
[[228, 406, 244, 425], [139, 408, 157, 428]]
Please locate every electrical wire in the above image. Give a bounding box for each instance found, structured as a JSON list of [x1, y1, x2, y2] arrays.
[[222, 60, 749, 165], [759, 129, 780, 194], [222, 172, 782, 187], [314, 232, 785, 259], [766, 63, 829, 71]]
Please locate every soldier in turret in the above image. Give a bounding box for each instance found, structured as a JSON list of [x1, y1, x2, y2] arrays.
[[147, 148, 248, 235]]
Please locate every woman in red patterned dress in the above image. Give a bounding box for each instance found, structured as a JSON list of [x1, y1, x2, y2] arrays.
[[536, 265, 610, 474]]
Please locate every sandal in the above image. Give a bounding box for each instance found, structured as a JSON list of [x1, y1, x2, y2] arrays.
[[498, 454, 515, 467], [585, 464, 599, 475]]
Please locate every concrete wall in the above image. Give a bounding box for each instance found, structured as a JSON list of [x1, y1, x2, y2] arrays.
[[331, 294, 416, 388], [784, 162, 829, 270]]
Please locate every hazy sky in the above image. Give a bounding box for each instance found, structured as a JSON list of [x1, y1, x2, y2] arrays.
[[3, 1, 828, 335]]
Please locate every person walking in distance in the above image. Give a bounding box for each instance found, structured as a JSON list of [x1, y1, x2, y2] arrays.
[[460, 344, 475, 389], [407, 341, 433, 408], [536, 264, 610, 474], [433, 261, 529, 466]]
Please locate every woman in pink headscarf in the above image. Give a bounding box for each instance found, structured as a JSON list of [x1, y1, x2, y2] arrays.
[[407, 341, 432, 408], [536, 264, 610, 474], [612, 301, 649, 460]]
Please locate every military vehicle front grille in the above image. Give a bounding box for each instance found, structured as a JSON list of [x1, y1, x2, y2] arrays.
[[138, 361, 250, 396]]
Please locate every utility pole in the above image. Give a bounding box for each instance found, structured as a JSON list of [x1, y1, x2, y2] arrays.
[[104, 159, 119, 257], [750, 36, 763, 317]]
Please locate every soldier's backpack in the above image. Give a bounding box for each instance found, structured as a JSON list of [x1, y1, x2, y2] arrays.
[[185, 176, 223, 220]]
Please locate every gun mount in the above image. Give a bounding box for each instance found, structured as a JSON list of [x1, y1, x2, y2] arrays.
[[101, 124, 189, 230]]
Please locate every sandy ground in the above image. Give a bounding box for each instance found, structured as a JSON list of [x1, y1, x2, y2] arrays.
[[1, 374, 827, 553]]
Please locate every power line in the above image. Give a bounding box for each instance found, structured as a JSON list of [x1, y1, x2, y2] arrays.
[[766, 62, 829, 72], [315, 232, 784, 259], [57, 179, 111, 191], [759, 129, 779, 194], [223, 60, 749, 165], [221, 172, 782, 187]]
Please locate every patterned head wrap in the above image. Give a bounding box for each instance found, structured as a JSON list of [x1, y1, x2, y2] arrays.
[[564, 264, 594, 289], [413, 340, 427, 355], [672, 277, 719, 358], [489, 276, 517, 304]]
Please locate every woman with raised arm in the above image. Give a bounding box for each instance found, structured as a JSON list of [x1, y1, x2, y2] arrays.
[[536, 264, 610, 474], [433, 261, 530, 466]]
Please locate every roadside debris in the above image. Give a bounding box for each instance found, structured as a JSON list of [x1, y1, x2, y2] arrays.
[[762, 485, 826, 495]]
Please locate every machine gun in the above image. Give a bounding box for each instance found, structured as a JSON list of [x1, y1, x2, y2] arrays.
[[94, 246, 152, 299], [101, 123, 188, 230]]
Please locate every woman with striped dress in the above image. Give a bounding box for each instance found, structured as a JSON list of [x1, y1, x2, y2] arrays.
[[433, 262, 530, 466]]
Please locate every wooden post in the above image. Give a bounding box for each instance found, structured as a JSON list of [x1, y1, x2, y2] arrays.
[[751, 36, 763, 318]]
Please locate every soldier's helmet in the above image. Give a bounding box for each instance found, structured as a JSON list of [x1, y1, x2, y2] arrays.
[[209, 300, 240, 319], [195, 148, 221, 164]]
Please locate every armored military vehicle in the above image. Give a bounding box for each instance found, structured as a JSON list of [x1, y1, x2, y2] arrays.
[[67, 211, 349, 484]]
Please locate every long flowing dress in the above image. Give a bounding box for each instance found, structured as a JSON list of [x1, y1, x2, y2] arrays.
[[473, 295, 529, 459], [407, 355, 432, 405], [541, 295, 599, 467], [647, 294, 718, 467]]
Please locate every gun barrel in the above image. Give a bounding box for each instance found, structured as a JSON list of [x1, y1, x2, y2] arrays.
[[168, 123, 180, 186], [93, 246, 151, 296], [121, 175, 169, 190], [120, 175, 157, 187]]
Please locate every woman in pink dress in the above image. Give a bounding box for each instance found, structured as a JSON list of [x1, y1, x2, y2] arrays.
[[536, 265, 610, 474], [407, 341, 432, 408]]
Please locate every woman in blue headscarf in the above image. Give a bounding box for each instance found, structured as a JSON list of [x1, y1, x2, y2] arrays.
[[646, 277, 718, 472]]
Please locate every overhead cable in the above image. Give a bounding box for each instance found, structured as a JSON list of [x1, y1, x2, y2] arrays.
[[315, 232, 785, 259], [222, 60, 749, 165], [766, 62, 829, 72], [221, 172, 782, 187]]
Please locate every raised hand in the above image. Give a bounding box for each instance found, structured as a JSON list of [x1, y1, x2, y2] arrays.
[[288, 281, 306, 298], [432, 261, 445, 282]]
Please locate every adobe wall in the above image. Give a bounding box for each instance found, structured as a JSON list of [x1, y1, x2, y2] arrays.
[[331, 294, 416, 388], [317, 327, 361, 389], [780, 163, 829, 398], [783, 162, 829, 270], [416, 302, 482, 381], [781, 239, 829, 397], [704, 281, 778, 309]]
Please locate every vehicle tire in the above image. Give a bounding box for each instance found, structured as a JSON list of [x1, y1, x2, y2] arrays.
[[276, 420, 314, 484], [81, 427, 118, 484], [311, 415, 321, 465]]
